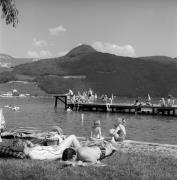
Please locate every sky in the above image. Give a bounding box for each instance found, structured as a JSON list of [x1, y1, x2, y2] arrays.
[[0, 0, 177, 58]]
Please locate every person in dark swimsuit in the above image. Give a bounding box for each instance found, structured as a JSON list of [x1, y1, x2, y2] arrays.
[[61, 141, 116, 163]]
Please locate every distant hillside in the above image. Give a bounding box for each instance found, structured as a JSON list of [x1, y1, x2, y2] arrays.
[[0, 53, 33, 68], [2, 45, 177, 97], [139, 56, 177, 65], [0, 54, 14, 60]]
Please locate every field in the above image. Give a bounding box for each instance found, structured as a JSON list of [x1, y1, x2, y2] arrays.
[[0, 151, 177, 180]]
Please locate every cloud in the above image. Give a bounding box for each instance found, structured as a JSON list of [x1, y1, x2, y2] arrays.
[[92, 41, 136, 57], [27, 51, 39, 58], [32, 38, 48, 48], [27, 50, 52, 59], [57, 51, 68, 57], [49, 25, 66, 36]]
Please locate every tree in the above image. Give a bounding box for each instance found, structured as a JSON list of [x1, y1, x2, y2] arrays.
[[0, 0, 18, 27]]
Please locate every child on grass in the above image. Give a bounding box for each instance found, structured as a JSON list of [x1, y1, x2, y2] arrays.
[[90, 120, 103, 140]]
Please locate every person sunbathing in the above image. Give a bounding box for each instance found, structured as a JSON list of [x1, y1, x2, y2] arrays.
[[23, 134, 116, 162], [23, 134, 81, 160], [61, 141, 116, 164]]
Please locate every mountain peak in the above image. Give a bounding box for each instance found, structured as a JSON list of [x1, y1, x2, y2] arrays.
[[66, 44, 96, 57]]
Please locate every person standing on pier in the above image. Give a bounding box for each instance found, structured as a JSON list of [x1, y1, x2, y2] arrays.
[[88, 88, 93, 98], [160, 97, 166, 107], [167, 95, 175, 107], [66, 89, 74, 102]]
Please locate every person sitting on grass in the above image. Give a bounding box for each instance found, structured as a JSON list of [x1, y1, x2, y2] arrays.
[[90, 120, 103, 140], [109, 117, 126, 142]]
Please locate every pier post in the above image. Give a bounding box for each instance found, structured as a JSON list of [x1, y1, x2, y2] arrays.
[[167, 110, 170, 116], [64, 96, 67, 110], [173, 109, 175, 116], [54, 96, 58, 109], [152, 107, 155, 115]]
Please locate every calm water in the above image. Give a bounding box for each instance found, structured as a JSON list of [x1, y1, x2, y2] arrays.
[[1, 97, 177, 145]]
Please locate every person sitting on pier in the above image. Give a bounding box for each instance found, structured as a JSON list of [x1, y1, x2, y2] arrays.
[[90, 120, 103, 140], [160, 97, 166, 107], [69, 89, 74, 96], [134, 99, 141, 106], [109, 118, 126, 142], [166, 95, 175, 107], [66, 89, 74, 101], [109, 94, 114, 104], [88, 88, 93, 98], [103, 94, 108, 103], [145, 100, 152, 106], [94, 93, 98, 101], [105, 94, 114, 111], [144, 94, 152, 106]]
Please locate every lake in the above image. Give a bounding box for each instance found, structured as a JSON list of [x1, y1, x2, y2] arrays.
[[1, 97, 177, 145]]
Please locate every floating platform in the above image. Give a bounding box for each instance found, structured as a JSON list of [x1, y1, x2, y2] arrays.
[[54, 95, 177, 116]]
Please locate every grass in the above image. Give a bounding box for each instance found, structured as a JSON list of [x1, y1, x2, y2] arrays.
[[0, 151, 177, 180]]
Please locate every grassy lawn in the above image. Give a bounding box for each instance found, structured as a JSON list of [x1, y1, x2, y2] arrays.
[[0, 151, 177, 180]]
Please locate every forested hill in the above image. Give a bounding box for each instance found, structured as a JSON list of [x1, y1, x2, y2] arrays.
[[5, 45, 177, 97]]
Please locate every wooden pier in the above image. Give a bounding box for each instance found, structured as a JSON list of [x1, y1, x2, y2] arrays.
[[54, 95, 177, 116], [54, 94, 68, 110]]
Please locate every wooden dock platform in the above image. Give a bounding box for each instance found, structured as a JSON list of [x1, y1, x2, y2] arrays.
[[54, 95, 177, 116]]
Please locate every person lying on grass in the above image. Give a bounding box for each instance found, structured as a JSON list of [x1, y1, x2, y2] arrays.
[[61, 141, 116, 166], [23, 134, 116, 163]]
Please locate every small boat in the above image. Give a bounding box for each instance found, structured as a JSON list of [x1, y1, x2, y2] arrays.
[[4, 105, 20, 111]]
